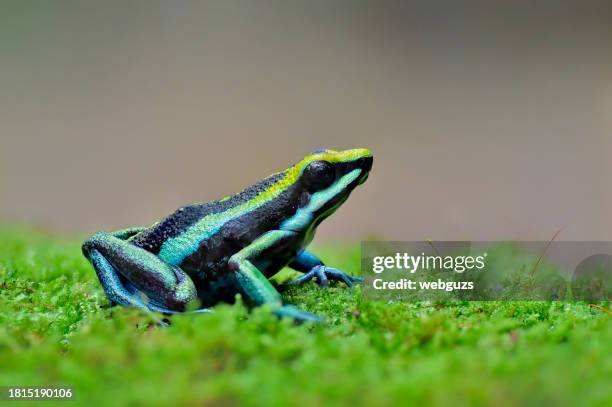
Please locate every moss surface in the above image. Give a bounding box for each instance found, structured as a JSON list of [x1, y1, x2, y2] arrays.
[[0, 226, 610, 406]]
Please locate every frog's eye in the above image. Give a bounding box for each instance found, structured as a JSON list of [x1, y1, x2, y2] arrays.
[[303, 160, 335, 191]]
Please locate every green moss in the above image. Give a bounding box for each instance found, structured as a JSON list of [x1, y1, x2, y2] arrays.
[[0, 226, 610, 406]]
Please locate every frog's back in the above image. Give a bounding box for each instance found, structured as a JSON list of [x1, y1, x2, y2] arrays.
[[129, 170, 289, 255]]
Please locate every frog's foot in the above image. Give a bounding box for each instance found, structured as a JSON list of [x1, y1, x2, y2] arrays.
[[273, 305, 323, 324], [288, 265, 363, 288]]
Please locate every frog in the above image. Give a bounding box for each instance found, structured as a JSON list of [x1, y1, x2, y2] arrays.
[[82, 148, 373, 322]]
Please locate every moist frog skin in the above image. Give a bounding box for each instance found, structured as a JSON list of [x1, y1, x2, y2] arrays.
[[82, 148, 373, 322]]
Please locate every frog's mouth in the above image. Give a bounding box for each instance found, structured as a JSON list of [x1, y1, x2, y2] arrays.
[[312, 164, 370, 220], [282, 163, 371, 233], [345, 155, 373, 188], [311, 169, 362, 212], [339, 154, 372, 187], [358, 172, 369, 185]]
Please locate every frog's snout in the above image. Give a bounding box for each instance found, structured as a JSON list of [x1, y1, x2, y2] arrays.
[[358, 154, 373, 173], [343, 148, 373, 174], [354, 154, 373, 185]]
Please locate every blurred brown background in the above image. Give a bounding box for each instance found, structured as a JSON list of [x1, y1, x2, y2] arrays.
[[1, 1, 611, 240]]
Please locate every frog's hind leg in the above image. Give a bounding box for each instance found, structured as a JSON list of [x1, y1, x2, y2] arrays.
[[82, 231, 200, 314]]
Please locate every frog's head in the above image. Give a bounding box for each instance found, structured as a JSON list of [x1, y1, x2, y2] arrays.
[[284, 148, 373, 230], [298, 148, 373, 191]]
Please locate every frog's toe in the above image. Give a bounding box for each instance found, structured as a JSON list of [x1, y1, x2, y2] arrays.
[[321, 267, 364, 287], [273, 305, 323, 324], [289, 265, 363, 288]]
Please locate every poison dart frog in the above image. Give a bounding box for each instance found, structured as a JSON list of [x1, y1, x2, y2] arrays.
[[82, 149, 373, 322]]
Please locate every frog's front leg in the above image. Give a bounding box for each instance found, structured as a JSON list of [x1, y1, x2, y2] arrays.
[[82, 230, 200, 314], [228, 230, 322, 323], [287, 250, 363, 287]]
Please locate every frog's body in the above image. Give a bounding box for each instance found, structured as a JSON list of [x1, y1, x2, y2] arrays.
[[82, 149, 372, 322]]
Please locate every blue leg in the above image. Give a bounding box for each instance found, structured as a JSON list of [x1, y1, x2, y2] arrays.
[[288, 250, 363, 287], [88, 249, 147, 308], [82, 230, 207, 314]]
